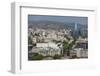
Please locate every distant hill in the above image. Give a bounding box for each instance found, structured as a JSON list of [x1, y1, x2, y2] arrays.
[[28, 20, 87, 31]]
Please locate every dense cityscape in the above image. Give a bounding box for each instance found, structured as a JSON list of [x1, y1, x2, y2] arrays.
[[28, 16, 88, 60]]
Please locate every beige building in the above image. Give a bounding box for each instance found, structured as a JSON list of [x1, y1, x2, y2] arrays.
[[70, 48, 88, 58], [31, 42, 63, 56]]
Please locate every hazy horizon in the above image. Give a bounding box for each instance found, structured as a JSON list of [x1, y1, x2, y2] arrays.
[[28, 15, 88, 25]]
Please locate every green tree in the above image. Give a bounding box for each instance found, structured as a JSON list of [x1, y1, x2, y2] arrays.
[[63, 41, 69, 55], [63, 39, 76, 56], [53, 54, 61, 59], [28, 36, 32, 44], [32, 54, 44, 60]]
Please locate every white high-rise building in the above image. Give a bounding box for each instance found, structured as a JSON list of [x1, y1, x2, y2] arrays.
[[75, 22, 78, 30]]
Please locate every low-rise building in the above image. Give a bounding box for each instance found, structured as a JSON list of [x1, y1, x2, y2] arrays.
[[31, 42, 63, 56], [70, 48, 88, 58], [70, 40, 88, 58]]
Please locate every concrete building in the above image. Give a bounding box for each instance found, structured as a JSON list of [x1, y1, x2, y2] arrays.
[[31, 42, 63, 56], [70, 48, 88, 58], [70, 41, 88, 58]]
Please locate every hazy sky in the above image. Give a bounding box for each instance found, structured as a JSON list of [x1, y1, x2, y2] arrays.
[[28, 15, 88, 25]]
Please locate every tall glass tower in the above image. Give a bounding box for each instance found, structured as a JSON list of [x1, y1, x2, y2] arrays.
[[75, 22, 78, 31]]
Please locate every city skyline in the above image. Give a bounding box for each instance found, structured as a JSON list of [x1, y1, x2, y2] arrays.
[[28, 15, 88, 25]]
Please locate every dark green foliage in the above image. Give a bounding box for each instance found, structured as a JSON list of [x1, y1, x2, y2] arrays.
[[53, 54, 61, 59], [28, 36, 32, 44], [71, 55, 77, 58], [32, 54, 44, 60], [62, 39, 76, 56]]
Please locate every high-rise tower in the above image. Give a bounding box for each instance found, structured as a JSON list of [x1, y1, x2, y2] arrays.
[[75, 22, 77, 31]]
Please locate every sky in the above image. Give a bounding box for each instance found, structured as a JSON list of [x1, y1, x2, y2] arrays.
[[28, 15, 88, 25]]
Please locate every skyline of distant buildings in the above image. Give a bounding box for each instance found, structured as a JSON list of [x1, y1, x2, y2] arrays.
[[28, 15, 88, 25]]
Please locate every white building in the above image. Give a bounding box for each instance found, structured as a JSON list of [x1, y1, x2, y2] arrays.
[[31, 42, 63, 56], [36, 42, 60, 48], [70, 48, 88, 58], [32, 38, 37, 43]]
